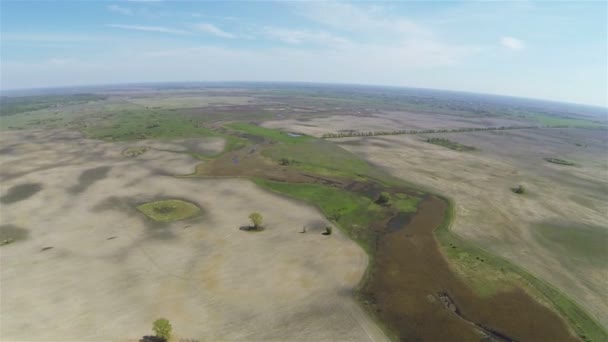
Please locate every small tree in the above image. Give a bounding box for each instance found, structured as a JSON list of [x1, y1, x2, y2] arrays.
[[152, 318, 172, 341], [512, 185, 525, 194], [249, 212, 263, 229], [376, 192, 391, 205]]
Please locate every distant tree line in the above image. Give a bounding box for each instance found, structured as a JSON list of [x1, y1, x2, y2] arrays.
[[321, 125, 539, 139]]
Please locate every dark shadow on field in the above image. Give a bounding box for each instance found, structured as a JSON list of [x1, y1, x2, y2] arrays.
[[0, 224, 30, 243], [92, 193, 207, 242], [68, 166, 111, 194], [0, 183, 43, 204]]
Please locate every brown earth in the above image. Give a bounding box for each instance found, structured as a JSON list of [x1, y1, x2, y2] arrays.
[[362, 196, 578, 341], [196, 138, 579, 341]]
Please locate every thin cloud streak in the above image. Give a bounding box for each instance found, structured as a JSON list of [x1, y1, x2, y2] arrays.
[[107, 24, 188, 35], [195, 23, 235, 38]]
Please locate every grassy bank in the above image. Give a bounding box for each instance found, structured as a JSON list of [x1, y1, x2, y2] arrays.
[[435, 196, 607, 342], [254, 179, 386, 253]]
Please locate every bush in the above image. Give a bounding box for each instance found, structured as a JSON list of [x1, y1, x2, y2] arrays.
[[512, 185, 525, 194], [249, 212, 263, 228], [323, 226, 333, 235], [152, 318, 172, 341], [376, 192, 391, 205]]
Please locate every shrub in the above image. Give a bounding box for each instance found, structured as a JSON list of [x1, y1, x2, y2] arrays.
[[152, 318, 172, 341], [512, 185, 525, 194], [376, 192, 391, 205], [249, 212, 263, 229]]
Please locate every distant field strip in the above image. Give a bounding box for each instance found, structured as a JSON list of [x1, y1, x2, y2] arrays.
[[321, 125, 555, 138]]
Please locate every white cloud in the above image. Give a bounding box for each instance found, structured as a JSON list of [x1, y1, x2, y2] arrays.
[[263, 27, 348, 46], [107, 24, 188, 35], [293, 2, 432, 38], [501, 36, 525, 50], [107, 5, 133, 15], [195, 23, 235, 38]]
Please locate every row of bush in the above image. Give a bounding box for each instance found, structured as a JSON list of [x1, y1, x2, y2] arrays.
[[321, 125, 538, 139]]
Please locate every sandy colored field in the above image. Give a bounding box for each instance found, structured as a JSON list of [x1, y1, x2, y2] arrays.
[[262, 111, 528, 137], [0, 130, 385, 342], [127, 95, 256, 109], [332, 128, 607, 328]]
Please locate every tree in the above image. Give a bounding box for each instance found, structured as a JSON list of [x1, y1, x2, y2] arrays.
[[512, 185, 525, 194], [376, 192, 391, 205], [249, 212, 263, 229], [152, 318, 172, 341]]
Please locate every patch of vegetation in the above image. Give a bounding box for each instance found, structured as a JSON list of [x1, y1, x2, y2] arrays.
[[262, 139, 380, 180], [525, 113, 607, 128], [511, 185, 525, 194], [152, 318, 172, 341], [136, 199, 200, 222], [86, 112, 217, 141], [544, 157, 576, 166], [248, 212, 263, 230], [426, 138, 476, 151], [392, 193, 420, 213], [223, 135, 249, 153], [435, 198, 607, 342], [122, 146, 150, 157], [227, 122, 311, 144], [375, 192, 391, 205], [0, 94, 107, 116], [254, 179, 387, 252]]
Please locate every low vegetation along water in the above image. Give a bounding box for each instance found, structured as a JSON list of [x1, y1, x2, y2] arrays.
[[191, 123, 599, 341]]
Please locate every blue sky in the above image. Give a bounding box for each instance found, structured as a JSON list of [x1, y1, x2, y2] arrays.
[[1, 1, 606, 107]]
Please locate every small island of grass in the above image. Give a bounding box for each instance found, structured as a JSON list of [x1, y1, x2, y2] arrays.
[[137, 199, 200, 222]]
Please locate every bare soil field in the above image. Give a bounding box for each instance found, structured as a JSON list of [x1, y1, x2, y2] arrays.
[[262, 111, 529, 137], [0, 130, 385, 342], [332, 128, 608, 327], [126, 95, 257, 109]]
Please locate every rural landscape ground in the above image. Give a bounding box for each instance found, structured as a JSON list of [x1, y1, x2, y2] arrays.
[[0, 83, 606, 342]]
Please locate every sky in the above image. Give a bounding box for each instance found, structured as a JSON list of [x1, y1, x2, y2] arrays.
[[1, 1, 606, 107]]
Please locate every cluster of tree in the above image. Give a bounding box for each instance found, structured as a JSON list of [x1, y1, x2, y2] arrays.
[[321, 125, 539, 139]]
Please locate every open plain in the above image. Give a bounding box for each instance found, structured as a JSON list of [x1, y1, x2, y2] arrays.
[[333, 128, 608, 327], [1, 85, 606, 341], [0, 130, 385, 341]]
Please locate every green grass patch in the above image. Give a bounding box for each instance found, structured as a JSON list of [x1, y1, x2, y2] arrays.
[[544, 157, 576, 166], [435, 197, 607, 342], [86, 112, 217, 141], [227, 122, 311, 144], [254, 179, 386, 252], [392, 193, 420, 213], [526, 113, 607, 128], [0, 94, 107, 116], [263, 139, 376, 178], [223, 135, 249, 153], [136, 199, 200, 222], [426, 138, 476, 151]]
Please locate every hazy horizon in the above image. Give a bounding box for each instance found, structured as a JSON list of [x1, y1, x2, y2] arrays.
[[1, 1, 607, 107]]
